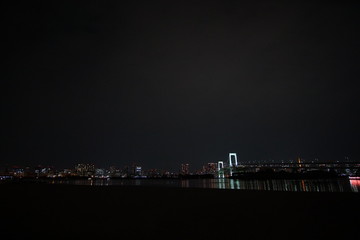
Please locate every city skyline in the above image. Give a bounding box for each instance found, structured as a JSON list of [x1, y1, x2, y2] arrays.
[[2, 152, 359, 178], [2, 154, 357, 173]]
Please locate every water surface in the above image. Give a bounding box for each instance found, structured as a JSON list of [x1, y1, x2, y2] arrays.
[[48, 178, 360, 192]]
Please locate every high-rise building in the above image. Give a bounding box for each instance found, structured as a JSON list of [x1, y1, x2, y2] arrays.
[[206, 163, 217, 174], [180, 163, 189, 175], [297, 157, 303, 168], [127, 163, 142, 177], [95, 168, 106, 177], [75, 164, 95, 177], [134, 166, 142, 176], [109, 166, 122, 177]]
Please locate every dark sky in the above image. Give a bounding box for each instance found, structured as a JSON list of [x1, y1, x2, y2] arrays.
[[2, 1, 360, 171]]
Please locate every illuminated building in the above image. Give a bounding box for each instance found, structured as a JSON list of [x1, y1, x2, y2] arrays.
[[95, 168, 106, 177], [297, 157, 303, 168], [135, 166, 142, 176], [143, 168, 164, 178], [207, 163, 217, 172], [109, 166, 122, 177], [126, 164, 143, 177], [202, 163, 217, 175], [11, 166, 24, 178], [180, 164, 189, 175], [109, 166, 117, 176], [58, 169, 74, 177], [75, 164, 95, 177]]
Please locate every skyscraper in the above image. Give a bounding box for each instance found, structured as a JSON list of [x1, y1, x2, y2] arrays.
[[180, 164, 189, 175]]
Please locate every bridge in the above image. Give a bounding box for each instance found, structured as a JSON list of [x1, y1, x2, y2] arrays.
[[217, 154, 360, 178]]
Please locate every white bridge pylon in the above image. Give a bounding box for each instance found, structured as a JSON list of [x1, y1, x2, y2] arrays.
[[217, 153, 238, 178], [229, 153, 238, 167], [217, 161, 224, 178], [229, 153, 238, 176]]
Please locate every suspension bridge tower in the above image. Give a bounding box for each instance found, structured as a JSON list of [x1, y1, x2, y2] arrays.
[[229, 153, 238, 176], [217, 161, 224, 178]]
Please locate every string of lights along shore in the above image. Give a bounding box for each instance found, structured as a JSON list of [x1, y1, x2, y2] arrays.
[[1, 153, 359, 180]]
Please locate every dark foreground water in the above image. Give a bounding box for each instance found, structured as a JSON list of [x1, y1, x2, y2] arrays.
[[1, 181, 359, 240], [46, 178, 360, 192]]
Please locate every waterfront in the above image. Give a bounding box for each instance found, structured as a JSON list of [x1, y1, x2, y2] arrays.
[[1, 182, 359, 240], [42, 178, 360, 192]]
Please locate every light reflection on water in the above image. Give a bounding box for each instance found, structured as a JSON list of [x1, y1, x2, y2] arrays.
[[49, 178, 360, 192], [349, 180, 360, 192]]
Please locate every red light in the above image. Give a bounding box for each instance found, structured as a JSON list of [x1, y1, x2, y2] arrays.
[[350, 180, 360, 187]]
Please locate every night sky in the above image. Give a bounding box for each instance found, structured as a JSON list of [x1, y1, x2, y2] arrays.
[[3, 1, 360, 171]]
